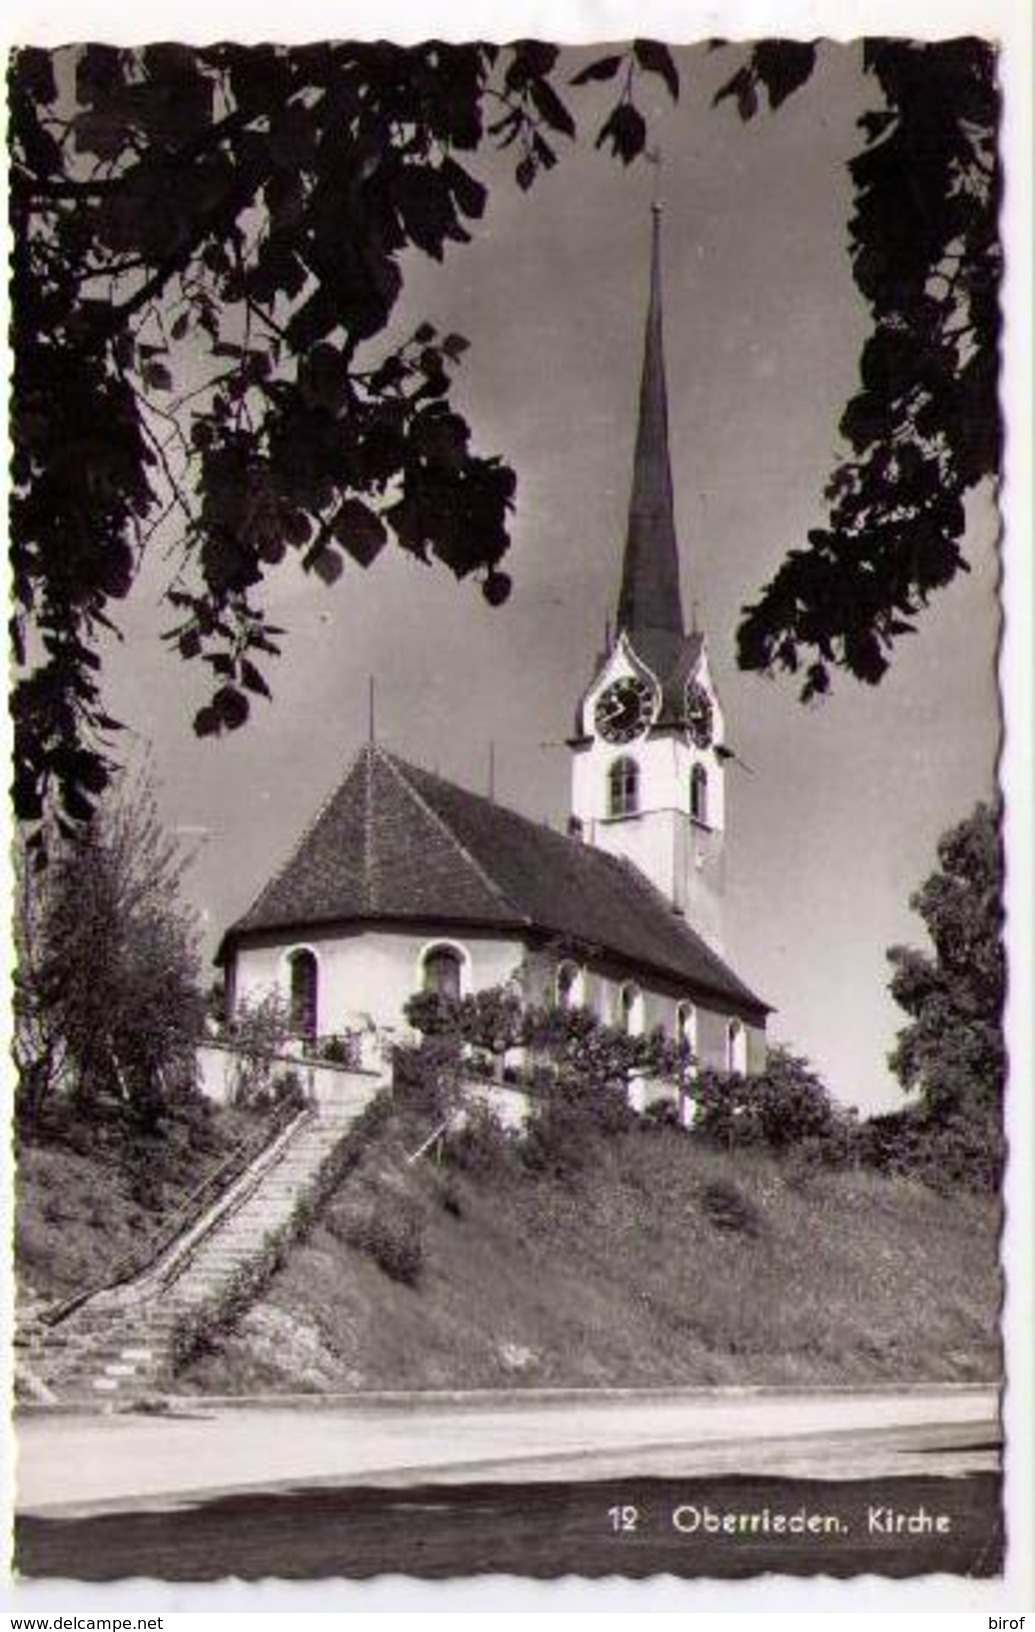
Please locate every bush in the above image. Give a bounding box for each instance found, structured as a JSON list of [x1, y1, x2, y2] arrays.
[[693, 1045, 839, 1153], [347, 1193, 425, 1286], [859, 1102, 1003, 1194], [13, 769, 206, 1130], [403, 989, 462, 1037], [272, 1069, 307, 1112], [698, 1178, 763, 1237], [445, 1103, 519, 1179], [392, 1037, 459, 1119], [226, 988, 293, 1106], [522, 1077, 635, 1177], [315, 1031, 360, 1067]]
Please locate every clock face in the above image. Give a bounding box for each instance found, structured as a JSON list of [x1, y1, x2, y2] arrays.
[[685, 680, 714, 748], [594, 675, 656, 743]]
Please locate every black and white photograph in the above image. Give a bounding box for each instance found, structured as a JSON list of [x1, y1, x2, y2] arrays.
[[4, 0, 1031, 1611]]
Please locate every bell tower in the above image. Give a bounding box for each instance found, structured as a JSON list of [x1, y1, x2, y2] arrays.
[[570, 206, 727, 954]]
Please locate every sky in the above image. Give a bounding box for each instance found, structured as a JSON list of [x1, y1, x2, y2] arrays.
[[88, 40, 1005, 1117]]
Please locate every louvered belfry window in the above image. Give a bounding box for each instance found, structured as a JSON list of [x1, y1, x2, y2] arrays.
[[608, 756, 639, 818]]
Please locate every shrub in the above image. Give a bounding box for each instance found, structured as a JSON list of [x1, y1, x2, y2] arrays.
[[13, 768, 205, 1130], [316, 1031, 360, 1067], [392, 1037, 459, 1119], [226, 988, 293, 1106], [434, 1173, 464, 1218], [698, 1178, 763, 1237], [403, 989, 462, 1037], [347, 1193, 425, 1286], [272, 1069, 306, 1112], [693, 1045, 840, 1153], [445, 1103, 519, 1179], [859, 1102, 1003, 1194], [522, 1077, 634, 1177]]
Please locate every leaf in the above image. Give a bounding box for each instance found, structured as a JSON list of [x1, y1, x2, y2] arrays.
[[714, 65, 758, 120], [240, 658, 272, 697], [412, 408, 471, 468], [193, 704, 221, 737], [171, 311, 190, 342], [529, 78, 576, 138], [14, 47, 58, 106], [177, 629, 201, 660], [281, 510, 312, 548], [570, 54, 624, 86], [141, 360, 173, 392], [442, 158, 487, 220], [214, 684, 250, 730], [753, 41, 817, 109], [504, 40, 559, 92], [310, 546, 345, 585], [414, 322, 437, 344], [482, 569, 512, 607], [633, 40, 680, 100], [332, 498, 388, 567], [516, 154, 536, 191], [595, 102, 647, 165], [532, 132, 558, 170], [441, 333, 470, 361]]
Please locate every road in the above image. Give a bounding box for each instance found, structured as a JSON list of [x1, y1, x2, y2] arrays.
[[16, 1385, 999, 1516]]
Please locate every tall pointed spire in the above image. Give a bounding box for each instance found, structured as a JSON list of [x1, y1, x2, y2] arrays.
[[616, 204, 685, 638]]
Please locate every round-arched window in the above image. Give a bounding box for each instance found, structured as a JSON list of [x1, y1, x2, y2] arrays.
[[690, 764, 709, 825], [726, 1018, 747, 1073], [609, 756, 640, 818], [676, 1001, 697, 1065], [618, 981, 645, 1036], [288, 948, 318, 1039], [422, 943, 464, 1003], [555, 961, 584, 1012]]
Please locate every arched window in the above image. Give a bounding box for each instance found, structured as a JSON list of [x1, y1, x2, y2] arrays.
[[555, 961, 584, 1012], [609, 756, 640, 818], [675, 1001, 697, 1066], [690, 763, 708, 825], [726, 1018, 747, 1073], [618, 981, 644, 1036], [422, 943, 464, 1002], [288, 949, 318, 1039]]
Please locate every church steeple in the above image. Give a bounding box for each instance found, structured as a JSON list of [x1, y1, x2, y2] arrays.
[[570, 203, 728, 953], [616, 205, 685, 639]]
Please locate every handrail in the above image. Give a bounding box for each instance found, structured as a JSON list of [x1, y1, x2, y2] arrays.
[[43, 1099, 308, 1327], [405, 1119, 451, 1165]]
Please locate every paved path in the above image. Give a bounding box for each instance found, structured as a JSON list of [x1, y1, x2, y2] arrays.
[[16, 1386, 999, 1517]]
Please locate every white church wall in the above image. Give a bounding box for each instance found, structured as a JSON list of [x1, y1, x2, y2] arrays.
[[231, 925, 526, 1038], [571, 735, 725, 834], [230, 928, 767, 1080]]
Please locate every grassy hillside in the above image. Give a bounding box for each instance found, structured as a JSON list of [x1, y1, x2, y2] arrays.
[[178, 1113, 1002, 1394], [16, 1097, 253, 1307]]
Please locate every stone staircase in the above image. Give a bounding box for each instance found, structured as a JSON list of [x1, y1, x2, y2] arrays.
[[21, 1086, 378, 1407]]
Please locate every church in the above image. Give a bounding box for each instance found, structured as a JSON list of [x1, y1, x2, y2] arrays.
[[216, 208, 770, 1078]]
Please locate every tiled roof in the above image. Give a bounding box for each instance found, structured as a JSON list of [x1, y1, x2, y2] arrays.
[[222, 746, 768, 1017]]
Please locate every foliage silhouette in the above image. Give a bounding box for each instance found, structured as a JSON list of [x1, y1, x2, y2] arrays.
[[9, 39, 677, 838], [726, 39, 1001, 699]]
